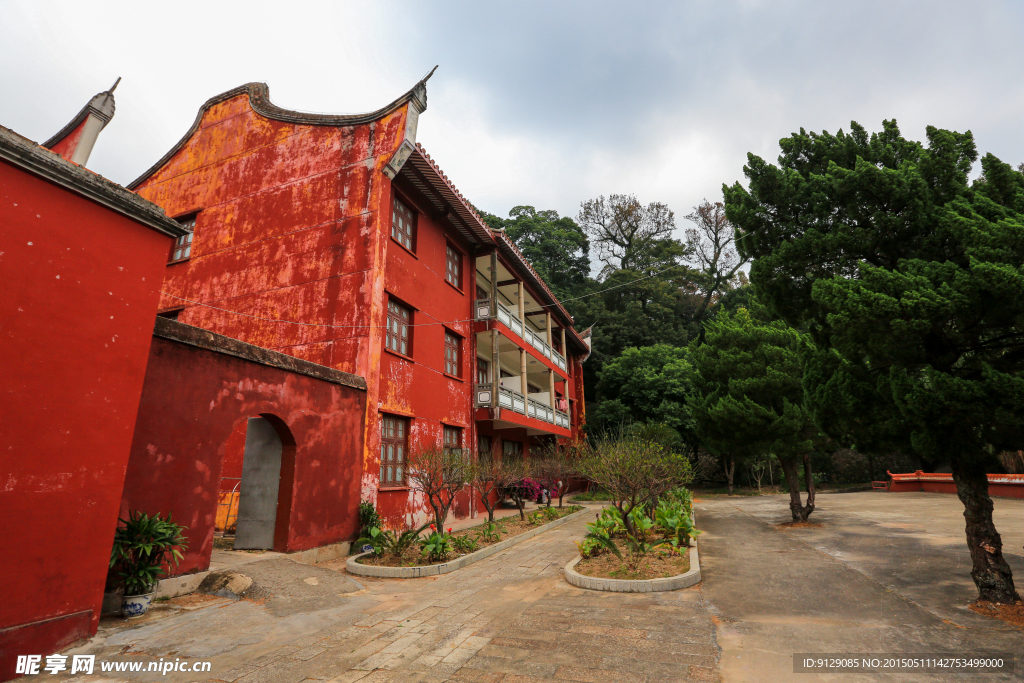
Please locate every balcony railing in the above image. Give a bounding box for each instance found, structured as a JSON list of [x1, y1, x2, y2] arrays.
[[476, 297, 568, 372], [477, 383, 571, 431]]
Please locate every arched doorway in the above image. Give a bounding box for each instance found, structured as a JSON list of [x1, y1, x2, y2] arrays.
[[233, 415, 294, 550]]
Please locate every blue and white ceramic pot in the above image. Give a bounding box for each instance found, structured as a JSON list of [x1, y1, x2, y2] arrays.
[[121, 592, 155, 618]]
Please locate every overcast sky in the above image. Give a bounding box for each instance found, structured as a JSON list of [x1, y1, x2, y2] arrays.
[[3, 1, 1023, 228]]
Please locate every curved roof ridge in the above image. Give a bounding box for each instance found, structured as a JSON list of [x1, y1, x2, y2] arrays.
[[128, 68, 437, 190]]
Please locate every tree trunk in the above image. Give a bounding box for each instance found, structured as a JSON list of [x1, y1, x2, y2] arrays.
[[782, 458, 806, 524], [725, 455, 736, 495], [951, 456, 1019, 603], [867, 452, 876, 482], [801, 453, 816, 521]]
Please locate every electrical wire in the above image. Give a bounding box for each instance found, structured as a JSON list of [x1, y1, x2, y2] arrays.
[[159, 263, 681, 330]]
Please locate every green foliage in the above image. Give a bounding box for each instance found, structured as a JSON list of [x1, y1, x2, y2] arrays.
[[573, 488, 615, 501], [481, 206, 590, 297], [581, 505, 676, 569], [580, 430, 693, 538], [475, 520, 503, 543], [527, 509, 546, 526], [358, 500, 382, 537], [356, 521, 431, 558], [654, 498, 700, 548], [688, 307, 816, 462], [541, 506, 560, 521], [419, 529, 454, 562], [663, 487, 694, 518], [451, 535, 479, 554], [109, 511, 188, 596], [725, 119, 1024, 464], [591, 345, 696, 438]]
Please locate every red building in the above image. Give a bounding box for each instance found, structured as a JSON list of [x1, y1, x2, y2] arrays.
[[128, 74, 590, 527], [0, 100, 187, 677]]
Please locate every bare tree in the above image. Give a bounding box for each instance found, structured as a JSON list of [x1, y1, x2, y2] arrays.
[[407, 446, 471, 530], [468, 457, 523, 522], [683, 199, 748, 336], [577, 194, 677, 276], [532, 443, 581, 508]]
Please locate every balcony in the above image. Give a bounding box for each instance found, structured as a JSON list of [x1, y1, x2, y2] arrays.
[[477, 298, 568, 372], [476, 383, 571, 430]]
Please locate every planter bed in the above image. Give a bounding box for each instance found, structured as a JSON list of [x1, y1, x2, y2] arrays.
[[564, 544, 701, 592], [347, 505, 589, 578]]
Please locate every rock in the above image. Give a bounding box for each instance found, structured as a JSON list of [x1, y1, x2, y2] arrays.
[[197, 571, 253, 600]]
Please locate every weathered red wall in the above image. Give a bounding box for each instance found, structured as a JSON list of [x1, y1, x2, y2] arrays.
[[45, 118, 88, 161], [373, 188, 477, 524], [0, 161, 172, 679], [131, 86, 588, 533], [122, 335, 367, 575]]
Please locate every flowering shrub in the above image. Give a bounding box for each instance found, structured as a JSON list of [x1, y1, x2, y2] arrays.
[[501, 477, 543, 520], [420, 525, 454, 562]]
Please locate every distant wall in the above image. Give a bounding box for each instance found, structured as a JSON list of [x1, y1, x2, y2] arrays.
[[887, 471, 1024, 499]]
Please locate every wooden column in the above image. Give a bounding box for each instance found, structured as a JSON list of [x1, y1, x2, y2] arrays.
[[491, 329, 499, 409], [560, 327, 566, 356], [520, 348, 528, 397], [548, 369, 555, 408], [489, 251, 498, 315], [545, 312, 553, 347], [517, 281, 525, 326]]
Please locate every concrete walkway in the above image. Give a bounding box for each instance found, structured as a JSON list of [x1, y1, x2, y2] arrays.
[[696, 492, 1024, 683], [55, 507, 720, 683]]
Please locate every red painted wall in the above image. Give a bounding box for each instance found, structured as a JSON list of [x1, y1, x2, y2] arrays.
[[121, 335, 367, 575], [887, 472, 1024, 499], [0, 161, 172, 679], [45, 118, 88, 162]]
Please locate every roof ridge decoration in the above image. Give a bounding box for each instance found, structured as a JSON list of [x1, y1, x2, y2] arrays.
[[128, 67, 438, 190], [44, 78, 121, 167], [0, 124, 186, 239]]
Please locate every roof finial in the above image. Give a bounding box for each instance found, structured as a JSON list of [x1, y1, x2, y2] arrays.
[[108, 77, 121, 93]]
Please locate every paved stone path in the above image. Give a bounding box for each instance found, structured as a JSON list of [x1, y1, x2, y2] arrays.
[[696, 493, 1024, 683], [61, 508, 720, 683]]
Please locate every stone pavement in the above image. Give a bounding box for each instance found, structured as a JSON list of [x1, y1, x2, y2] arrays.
[[55, 507, 720, 683], [696, 492, 1024, 683]]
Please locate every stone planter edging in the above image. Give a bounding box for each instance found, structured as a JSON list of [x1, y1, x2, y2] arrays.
[[346, 507, 592, 579], [563, 544, 701, 592]]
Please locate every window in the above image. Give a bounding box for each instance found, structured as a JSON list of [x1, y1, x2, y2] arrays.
[[391, 196, 415, 251], [380, 415, 408, 486], [476, 357, 490, 384], [445, 243, 461, 288], [502, 440, 523, 460], [443, 425, 462, 453], [476, 285, 489, 301], [478, 435, 493, 465], [444, 331, 461, 376], [386, 299, 411, 356], [170, 215, 195, 263]]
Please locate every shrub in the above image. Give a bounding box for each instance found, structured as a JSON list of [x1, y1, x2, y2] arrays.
[[358, 499, 383, 537], [475, 520, 503, 543], [420, 527, 454, 562], [109, 511, 188, 596], [356, 520, 431, 558], [451, 535, 479, 554]]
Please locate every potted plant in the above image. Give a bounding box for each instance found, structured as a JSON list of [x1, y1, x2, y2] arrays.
[[109, 511, 187, 618]]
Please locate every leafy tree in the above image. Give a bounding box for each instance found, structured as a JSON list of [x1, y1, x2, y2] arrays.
[[481, 206, 590, 297], [688, 308, 821, 516], [725, 119, 1024, 602], [591, 344, 695, 440]]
